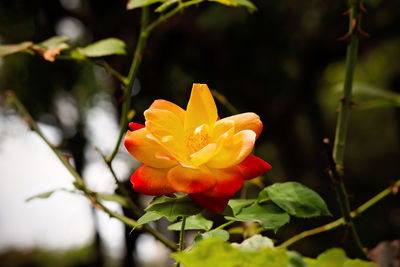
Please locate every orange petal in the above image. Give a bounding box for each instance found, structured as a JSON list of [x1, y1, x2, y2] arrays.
[[219, 112, 263, 139], [149, 99, 185, 123], [167, 165, 216, 194], [237, 154, 272, 180], [202, 167, 243, 197], [189, 194, 230, 213], [207, 130, 256, 169], [131, 165, 175, 195], [124, 128, 177, 168], [184, 84, 218, 134], [144, 108, 187, 160], [190, 143, 218, 166]]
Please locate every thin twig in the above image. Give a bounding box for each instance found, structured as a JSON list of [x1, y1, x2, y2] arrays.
[[107, 7, 150, 163], [278, 178, 400, 249]]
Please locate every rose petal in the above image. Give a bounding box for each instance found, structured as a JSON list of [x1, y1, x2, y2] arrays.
[[184, 84, 218, 134], [237, 154, 272, 180], [149, 99, 185, 123], [131, 165, 175, 195], [219, 112, 263, 139], [129, 122, 145, 131], [124, 128, 177, 168], [167, 165, 216, 194], [189, 194, 230, 213], [190, 143, 218, 166], [202, 166, 243, 197], [207, 130, 256, 169]]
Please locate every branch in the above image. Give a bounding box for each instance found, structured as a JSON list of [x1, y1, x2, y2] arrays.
[[278, 178, 400, 249], [6, 91, 177, 251]]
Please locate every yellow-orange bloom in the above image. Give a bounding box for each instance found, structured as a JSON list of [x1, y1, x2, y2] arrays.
[[124, 84, 271, 212]]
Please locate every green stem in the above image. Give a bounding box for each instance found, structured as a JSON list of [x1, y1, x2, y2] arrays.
[[146, 0, 203, 34], [107, 7, 150, 163], [216, 220, 235, 230], [89, 60, 129, 85], [330, 1, 365, 255], [175, 216, 187, 267], [278, 179, 400, 249]]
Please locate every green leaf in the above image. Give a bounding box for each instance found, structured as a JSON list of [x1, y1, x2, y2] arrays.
[[134, 211, 163, 229], [194, 229, 230, 243], [226, 203, 290, 231], [127, 0, 164, 10], [145, 195, 203, 218], [264, 182, 331, 218], [172, 237, 289, 267], [306, 248, 377, 267], [231, 235, 274, 251], [227, 199, 256, 215], [26, 190, 57, 202], [34, 36, 69, 50], [208, 0, 257, 13], [288, 251, 309, 267], [76, 38, 126, 57], [168, 214, 213, 231], [96, 193, 130, 208], [0, 41, 33, 57]]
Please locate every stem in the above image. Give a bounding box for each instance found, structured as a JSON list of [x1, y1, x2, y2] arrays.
[[216, 220, 235, 230], [6, 92, 177, 251], [278, 179, 400, 249], [107, 7, 150, 163], [175, 216, 187, 267], [330, 1, 365, 255], [146, 0, 203, 34], [89, 60, 129, 85], [96, 147, 143, 217]]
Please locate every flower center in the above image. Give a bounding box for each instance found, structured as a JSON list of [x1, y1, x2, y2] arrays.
[[185, 124, 210, 154]]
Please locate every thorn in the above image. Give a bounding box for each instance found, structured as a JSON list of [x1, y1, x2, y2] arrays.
[[359, 3, 367, 13], [342, 9, 351, 16], [334, 107, 340, 113], [323, 138, 330, 145], [340, 96, 346, 103], [390, 180, 399, 195], [118, 93, 126, 103], [350, 100, 356, 107], [324, 167, 330, 173], [351, 19, 358, 33], [358, 29, 370, 38], [338, 33, 351, 42], [347, 194, 355, 199]]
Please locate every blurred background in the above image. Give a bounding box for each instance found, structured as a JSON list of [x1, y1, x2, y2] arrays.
[[0, 0, 400, 266]]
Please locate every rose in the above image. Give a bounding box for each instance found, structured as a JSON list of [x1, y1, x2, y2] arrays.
[[124, 84, 271, 212]]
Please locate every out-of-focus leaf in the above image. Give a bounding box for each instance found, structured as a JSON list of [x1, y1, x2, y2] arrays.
[[168, 214, 213, 231], [96, 193, 130, 208], [0, 41, 33, 57], [226, 203, 289, 231], [209, 0, 256, 12], [334, 83, 400, 110], [127, 0, 164, 10], [264, 182, 331, 218], [32, 36, 70, 62], [227, 199, 255, 215], [194, 229, 230, 243], [172, 237, 289, 267], [305, 248, 377, 267], [145, 195, 203, 218], [134, 211, 163, 229], [231, 234, 274, 251], [76, 38, 126, 57], [26, 190, 57, 202]]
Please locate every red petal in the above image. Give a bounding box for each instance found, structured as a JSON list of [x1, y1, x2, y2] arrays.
[[237, 154, 271, 180], [129, 122, 145, 131], [190, 194, 230, 213], [167, 165, 216, 194], [131, 165, 175, 195], [202, 167, 243, 197]]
